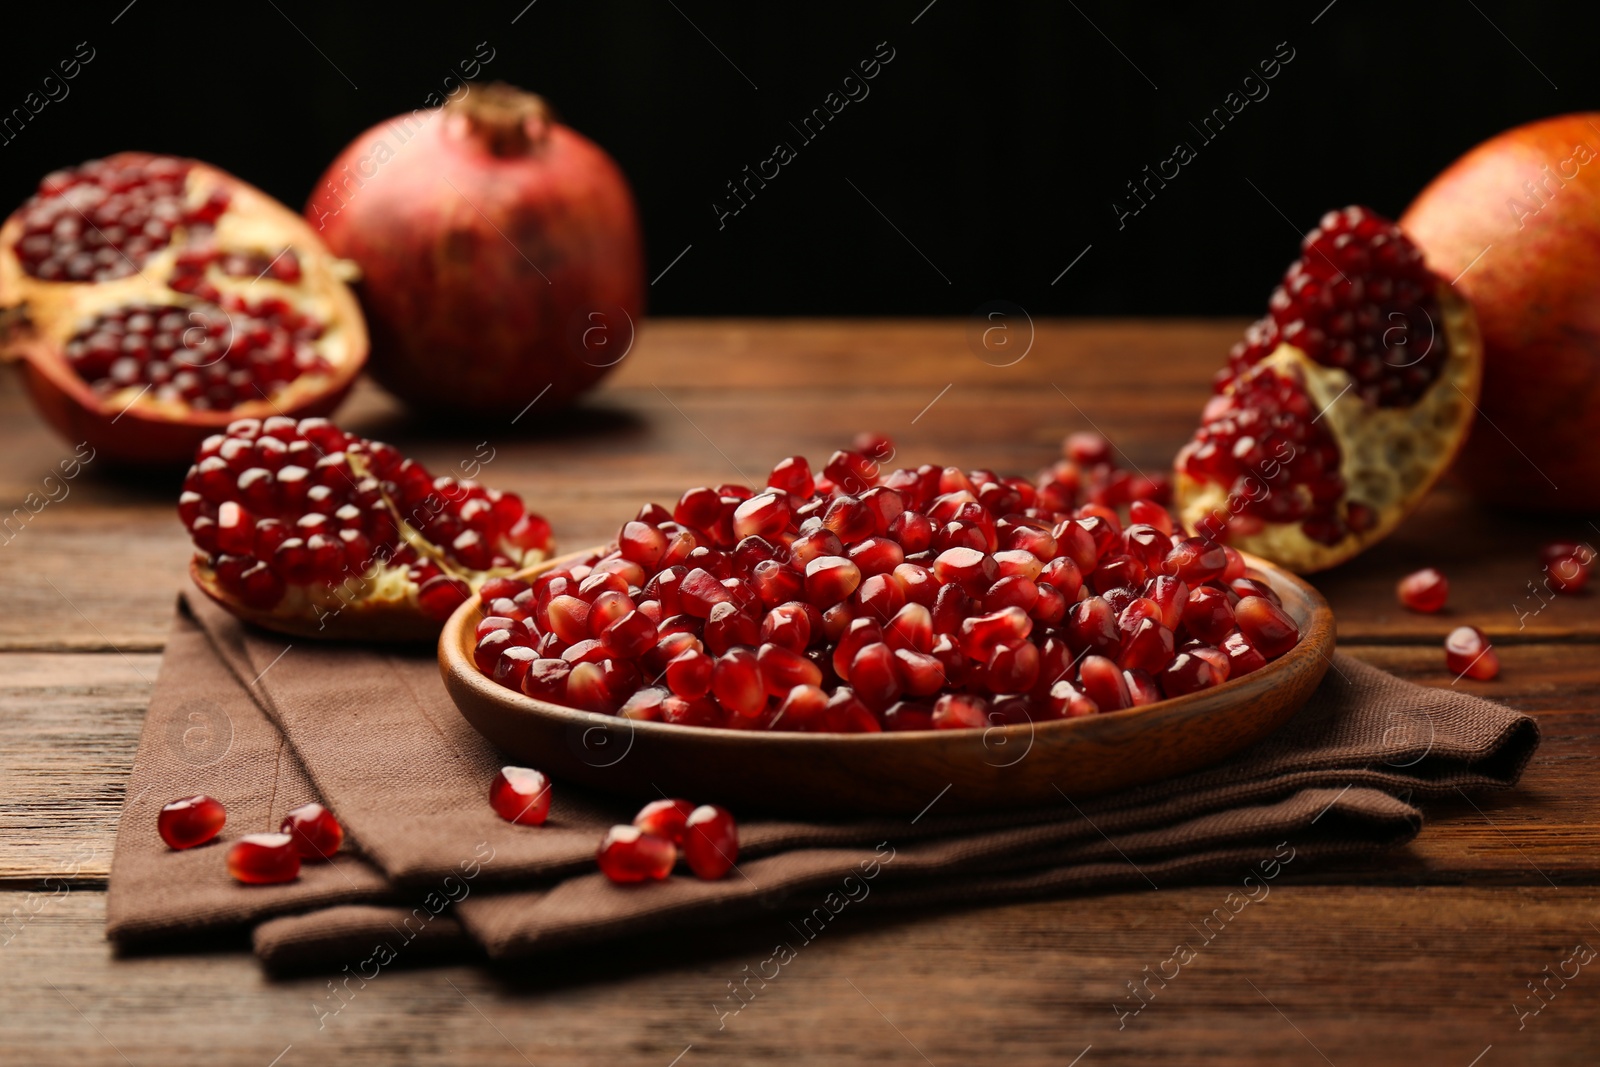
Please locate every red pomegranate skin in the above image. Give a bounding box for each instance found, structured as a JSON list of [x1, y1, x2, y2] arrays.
[[307, 86, 645, 417], [1402, 113, 1600, 511]]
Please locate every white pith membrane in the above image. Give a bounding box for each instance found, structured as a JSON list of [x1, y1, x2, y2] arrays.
[[189, 430, 553, 641], [0, 160, 363, 420], [1177, 284, 1482, 572]]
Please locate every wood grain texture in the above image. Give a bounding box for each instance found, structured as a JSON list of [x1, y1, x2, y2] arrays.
[[3, 886, 1598, 1066]]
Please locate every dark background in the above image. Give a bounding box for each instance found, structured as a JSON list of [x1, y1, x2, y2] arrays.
[[3, 1, 1587, 316]]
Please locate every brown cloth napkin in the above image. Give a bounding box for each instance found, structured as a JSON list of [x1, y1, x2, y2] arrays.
[[106, 594, 1539, 971]]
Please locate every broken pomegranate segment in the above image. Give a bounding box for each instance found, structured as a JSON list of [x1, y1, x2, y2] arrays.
[[1445, 625, 1500, 680], [490, 766, 553, 826], [474, 435, 1302, 731], [183, 417, 553, 640], [226, 833, 301, 885], [0, 153, 366, 464], [1397, 568, 1449, 613], [597, 825, 676, 884], [1175, 206, 1482, 572], [279, 802, 343, 861], [157, 794, 226, 850]]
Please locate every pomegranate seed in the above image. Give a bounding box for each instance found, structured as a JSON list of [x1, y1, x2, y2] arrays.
[[227, 833, 301, 885], [666, 649, 715, 699], [1542, 542, 1594, 594], [1124, 668, 1163, 706], [1164, 537, 1227, 583], [490, 766, 552, 825], [757, 642, 823, 696], [1066, 597, 1121, 658], [804, 555, 862, 607], [1397, 568, 1449, 613], [776, 683, 830, 727], [279, 801, 343, 861], [1079, 655, 1132, 711], [1161, 652, 1224, 697], [683, 804, 739, 880], [768, 456, 814, 496], [1221, 631, 1268, 677], [1445, 626, 1500, 680], [597, 825, 676, 883], [634, 798, 696, 845], [1182, 586, 1235, 644], [733, 492, 791, 541], [157, 795, 226, 850], [1234, 596, 1300, 659], [1046, 680, 1099, 718], [712, 647, 767, 718], [884, 700, 936, 731], [932, 692, 990, 729]]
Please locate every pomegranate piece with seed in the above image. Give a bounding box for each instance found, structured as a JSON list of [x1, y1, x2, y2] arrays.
[[473, 437, 1301, 732], [183, 417, 552, 640], [597, 825, 676, 884], [490, 766, 553, 826], [1174, 205, 1482, 572], [1397, 568, 1449, 613], [682, 804, 739, 880], [157, 795, 227, 850], [279, 801, 343, 861], [1445, 626, 1500, 680], [227, 833, 301, 885], [0, 152, 368, 465]]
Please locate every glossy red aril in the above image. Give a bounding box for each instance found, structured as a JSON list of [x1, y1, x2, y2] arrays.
[[279, 801, 343, 861], [1445, 625, 1500, 680], [633, 798, 696, 845], [0, 153, 367, 464], [1397, 568, 1449, 613], [1175, 205, 1482, 572], [682, 805, 739, 880], [157, 795, 226, 850], [490, 766, 553, 826], [1234, 596, 1300, 659], [227, 833, 301, 885], [597, 825, 676, 884], [1542, 542, 1594, 595], [183, 418, 552, 639]]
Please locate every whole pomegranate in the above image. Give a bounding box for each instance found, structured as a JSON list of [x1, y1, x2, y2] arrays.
[[1402, 113, 1600, 511], [307, 83, 644, 418]]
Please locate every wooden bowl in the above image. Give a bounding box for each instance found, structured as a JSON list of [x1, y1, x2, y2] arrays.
[[439, 549, 1334, 816]]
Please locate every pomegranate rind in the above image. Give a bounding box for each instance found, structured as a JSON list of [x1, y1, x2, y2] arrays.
[[1177, 283, 1482, 572], [0, 155, 368, 464]]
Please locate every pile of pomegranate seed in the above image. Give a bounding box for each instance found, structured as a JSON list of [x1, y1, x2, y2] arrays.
[[597, 798, 739, 884], [1397, 567, 1449, 613], [490, 766, 553, 825], [12, 154, 229, 282], [1542, 542, 1594, 595], [1445, 625, 1499, 681], [474, 434, 1301, 732], [1221, 206, 1449, 408], [181, 417, 552, 618], [157, 794, 227, 850], [279, 801, 344, 861], [64, 297, 328, 410]]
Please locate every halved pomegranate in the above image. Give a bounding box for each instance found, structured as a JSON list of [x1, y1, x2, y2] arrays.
[[0, 153, 366, 464], [182, 417, 553, 639], [1174, 206, 1483, 572]]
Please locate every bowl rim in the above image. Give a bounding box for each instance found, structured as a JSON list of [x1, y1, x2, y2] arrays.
[[440, 545, 1335, 748]]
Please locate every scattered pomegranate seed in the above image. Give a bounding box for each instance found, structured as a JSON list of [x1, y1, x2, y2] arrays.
[[1233, 596, 1300, 660], [157, 795, 226, 850], [226, 833, 301, 885], [1542, 542, 1594, 595], [490, 766, 552, 826], [634, 798, 696, 845], [1397, 568, 1449, 613], [597, 825, 676, 884], [682, 805, 739, 880], [1445, 626, 1500, 680], [279, 802, 343, 862]]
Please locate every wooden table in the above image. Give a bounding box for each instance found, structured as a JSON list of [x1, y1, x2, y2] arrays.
[[3, 320, 1597, 1066]]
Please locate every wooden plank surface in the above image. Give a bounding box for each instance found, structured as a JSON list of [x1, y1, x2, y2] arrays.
[[1, 319, 1596, 1065]]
